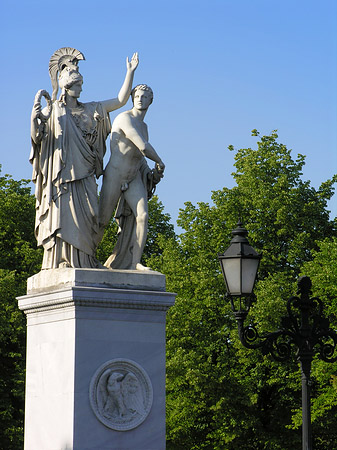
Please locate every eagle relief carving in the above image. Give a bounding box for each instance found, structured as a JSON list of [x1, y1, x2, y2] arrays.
[[89, 359, 153, 431]]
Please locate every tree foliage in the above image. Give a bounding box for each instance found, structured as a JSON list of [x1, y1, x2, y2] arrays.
[[148, 131, 337, 449], [0, 167, 42, 449], [1, 130, 336, 449], [297, 238, 337, 448]]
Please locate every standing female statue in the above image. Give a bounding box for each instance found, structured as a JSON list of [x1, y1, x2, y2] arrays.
[[30, 47, 138, 269]]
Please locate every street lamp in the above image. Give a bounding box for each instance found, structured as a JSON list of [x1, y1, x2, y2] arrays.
[[218, 222, 337, 450], [218, 221, 261, 316]]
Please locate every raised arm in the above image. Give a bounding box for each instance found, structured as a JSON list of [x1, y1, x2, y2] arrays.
[[101, 53, 139, 113]]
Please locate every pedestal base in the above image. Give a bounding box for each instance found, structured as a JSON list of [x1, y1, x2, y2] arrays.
[[18, 269, 175, 450]]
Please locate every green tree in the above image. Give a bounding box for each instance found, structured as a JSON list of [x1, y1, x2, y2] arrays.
[[293, 238, 337, 449], [148, 131, 336, 449], [0, 168, 42, 449]]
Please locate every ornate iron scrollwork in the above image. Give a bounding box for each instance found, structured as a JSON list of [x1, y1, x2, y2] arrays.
[[233, 276, 337, 364]]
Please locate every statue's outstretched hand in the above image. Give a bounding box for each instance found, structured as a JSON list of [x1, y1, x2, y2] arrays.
[[126, 52, 139, 72]]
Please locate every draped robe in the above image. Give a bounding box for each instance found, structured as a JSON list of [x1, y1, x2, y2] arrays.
[[30, 100, 111, 269]]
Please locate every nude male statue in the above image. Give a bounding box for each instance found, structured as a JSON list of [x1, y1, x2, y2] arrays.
[[98, 84, 165, 270]]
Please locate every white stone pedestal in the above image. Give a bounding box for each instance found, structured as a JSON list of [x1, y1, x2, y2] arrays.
[[18, 268, 175, 450]]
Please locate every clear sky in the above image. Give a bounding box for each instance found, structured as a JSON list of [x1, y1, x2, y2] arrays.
[[1, 0, 336, 228]]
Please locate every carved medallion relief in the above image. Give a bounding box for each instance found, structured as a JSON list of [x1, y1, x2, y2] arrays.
[[89, 359, 153, 431]]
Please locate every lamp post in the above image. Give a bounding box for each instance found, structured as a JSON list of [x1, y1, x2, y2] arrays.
[[218, 222, 337, 450]]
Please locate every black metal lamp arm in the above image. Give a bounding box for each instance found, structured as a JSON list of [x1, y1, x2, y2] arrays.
[[232, 279, 337, 364]]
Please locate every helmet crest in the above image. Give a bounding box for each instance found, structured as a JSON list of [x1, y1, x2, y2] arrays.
[[49, 47, 85, 101]]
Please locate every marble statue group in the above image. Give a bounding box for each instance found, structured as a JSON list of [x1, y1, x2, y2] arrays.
[[30, 47, 164, 271]]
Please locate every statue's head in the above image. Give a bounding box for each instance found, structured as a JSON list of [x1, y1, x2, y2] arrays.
[[131, 84, 153, 110], [58, 67, 83, 101], [59, 66, 83, 90], [49, 47, 85, 101]]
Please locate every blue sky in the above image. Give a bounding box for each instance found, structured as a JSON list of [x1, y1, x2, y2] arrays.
[[1, 0, 336, 228]]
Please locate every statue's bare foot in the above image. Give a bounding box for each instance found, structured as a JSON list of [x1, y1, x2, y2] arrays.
[[135, 263, 151, 271]]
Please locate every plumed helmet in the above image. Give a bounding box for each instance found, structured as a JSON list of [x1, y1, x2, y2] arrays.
[[49, 47, 85, 101]]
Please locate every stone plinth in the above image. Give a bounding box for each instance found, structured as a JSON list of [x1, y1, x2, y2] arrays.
[[18, 269, 175, 450]]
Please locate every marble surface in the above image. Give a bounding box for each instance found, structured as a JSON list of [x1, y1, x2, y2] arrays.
[[30, 48, 138, 269], [99, 84, 165, 271], [26, 267, 166, 294], [19, 280, 175, 450]]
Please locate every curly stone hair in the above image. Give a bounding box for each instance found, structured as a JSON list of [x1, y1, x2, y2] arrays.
[[131, 84, 153, 103]]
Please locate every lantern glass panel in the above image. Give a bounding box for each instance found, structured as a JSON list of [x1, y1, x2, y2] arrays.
[[241, 258, 260, 295], [221, 258, 241, 295]]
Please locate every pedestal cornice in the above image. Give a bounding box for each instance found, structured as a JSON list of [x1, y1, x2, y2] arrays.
[[18, 285, 175, 314], [18, 268, 175, 315]]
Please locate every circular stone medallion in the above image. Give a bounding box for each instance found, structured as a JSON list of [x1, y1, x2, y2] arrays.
[[89, 359, 153, 431]]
